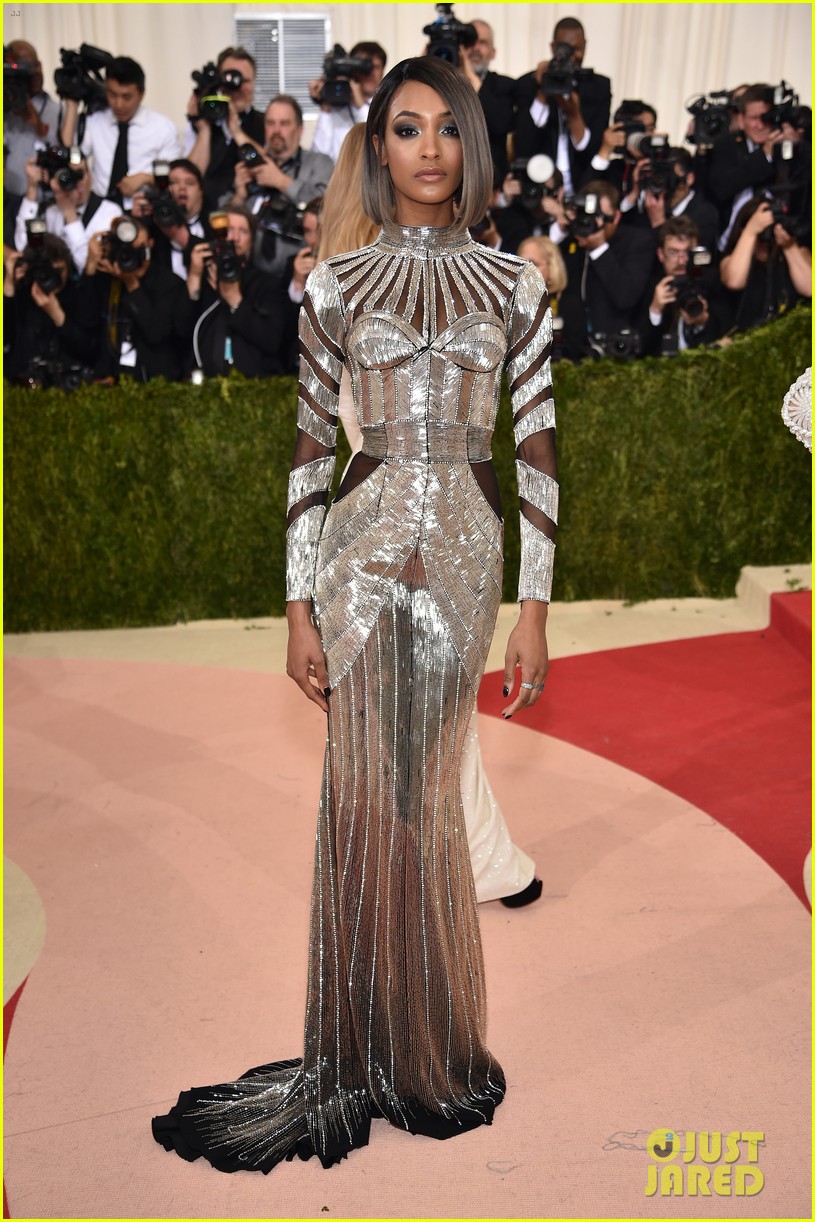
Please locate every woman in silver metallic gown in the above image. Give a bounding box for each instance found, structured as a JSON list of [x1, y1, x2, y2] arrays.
[[152, 57, 557, 1175]]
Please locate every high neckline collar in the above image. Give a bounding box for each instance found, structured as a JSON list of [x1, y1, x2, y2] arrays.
[[378, 220, 473, 256]]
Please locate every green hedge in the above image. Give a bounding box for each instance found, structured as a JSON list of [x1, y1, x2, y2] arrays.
[[4, 307, 811, 632]]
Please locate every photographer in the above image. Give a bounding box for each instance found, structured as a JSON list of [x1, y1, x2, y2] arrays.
[[619, 145, 720, 254], [15, 152, 122, 272], [61, 56, 179, 207], [185, 205, 290, 378], [576, 100, 656, 195], [309, 42, 386, 162], [3, 41, 62, 195], [708, 83, 806, 251], [496, 158, 567, 253], [639, 217, 731, 357], [229, 95, 334, 284], [557, 179, 655, 361], [460, 20, 516, 183], [185, 47, 265, 209], [132, 159, 207, 279], [719, 196, 811, 332], [81, 214, 190, 381], [3, 233, 96, 382], [514, 16, 611, 198]]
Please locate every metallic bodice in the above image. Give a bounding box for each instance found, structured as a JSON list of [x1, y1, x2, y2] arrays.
[[286, 222, 557, 688]]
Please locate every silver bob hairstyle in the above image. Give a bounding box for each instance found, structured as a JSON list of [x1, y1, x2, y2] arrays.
[[361, 57, 492, 233]]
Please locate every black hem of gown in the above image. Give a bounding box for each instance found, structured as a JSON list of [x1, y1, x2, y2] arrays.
[[152, 1061, 505, 1174]]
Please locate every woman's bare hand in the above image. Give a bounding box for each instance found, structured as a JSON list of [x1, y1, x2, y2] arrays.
[[502, 600, 549, 718], [286, 601, 330, 713]]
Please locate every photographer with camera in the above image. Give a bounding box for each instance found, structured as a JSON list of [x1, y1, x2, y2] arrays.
[[132, 159, 207, 280], [719, 196, 811, 333], [514, 17, 611, 199], [576, 100, 656, 195], [496, 156, 568, 252], [3, 229, 96, 384], [61, 56, 180, 208], [309, 42, 386, 162], [556, 180, 655, 361], [709, 83, 807, 251], [80, 214, 190, 381], [14, 150, 122, 273], [616, 142, 720, 255], [229, 95, 334, 284], [184, 47, 265, 209], [4, 40, 62, 196], [639, 217, 731, 357], [459, 19, 516, 183], [185, 205, 289, 378]]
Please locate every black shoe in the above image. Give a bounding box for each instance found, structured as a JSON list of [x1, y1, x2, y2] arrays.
[[500, 877, 543, 907]]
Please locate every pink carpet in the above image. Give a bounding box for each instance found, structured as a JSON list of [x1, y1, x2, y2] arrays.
[[3, 648, 809, 1219]]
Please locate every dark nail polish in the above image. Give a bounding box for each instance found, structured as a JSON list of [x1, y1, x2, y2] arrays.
[[503, 713, 512, 720], [502, 686, 509, 697], [323, 687, 331, 698]]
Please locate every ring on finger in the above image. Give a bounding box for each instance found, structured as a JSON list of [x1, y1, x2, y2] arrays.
[[520, 681, 546, 691]]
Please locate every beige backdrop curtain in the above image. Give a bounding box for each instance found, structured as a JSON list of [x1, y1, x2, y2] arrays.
[[5, 3, 811, 154]]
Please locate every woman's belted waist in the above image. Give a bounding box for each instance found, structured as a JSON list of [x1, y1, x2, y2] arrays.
[[359, 421, 492, 464]]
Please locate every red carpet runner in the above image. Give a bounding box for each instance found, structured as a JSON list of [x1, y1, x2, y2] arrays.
[[480, 592, 812, 908]]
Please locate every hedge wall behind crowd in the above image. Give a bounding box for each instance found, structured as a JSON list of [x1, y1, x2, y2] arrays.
[[4, 308, 811, 633]]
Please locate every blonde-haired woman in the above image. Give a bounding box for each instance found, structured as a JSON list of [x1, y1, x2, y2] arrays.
[[320, 126, 541, 908], [518, 235, 568, 301]]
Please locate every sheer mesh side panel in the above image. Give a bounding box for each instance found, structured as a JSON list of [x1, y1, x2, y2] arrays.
[[469, 460, 503, 521], [333, 453, 384, 504]]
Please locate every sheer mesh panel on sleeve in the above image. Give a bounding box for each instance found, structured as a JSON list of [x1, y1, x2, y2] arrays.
[[286, 263, 346, 603], [505, 263, 558, 603]]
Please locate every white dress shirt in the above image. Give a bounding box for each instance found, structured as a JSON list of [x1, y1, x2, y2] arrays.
[[529, 97, 591, 198], [14, 194, 124, 272], [311, 101, 369, 162], [80, 104, 180, 203]]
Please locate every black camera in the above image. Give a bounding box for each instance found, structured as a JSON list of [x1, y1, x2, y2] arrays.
[[236, 144, 266, 172], [54, 43, 112, 108], [508, 155, 558, 211], [256, 192, 305, 244], [766, 82, 811, 133], [636, 137, 676, 197], [100, 217, 148, 272], [19, 218, 64, 294], [590, 329, 641, 360], [320, 44, 374, 108], [422, 3, 477, 67], [540, 40, 593, 99], [685, 89, 733, 147], [15, 356, 94, 392], [3, 46, 37, 110], [191, 61, 242, 123], [565, 191, 606, 240], [35, 144, 84, 191], [208, 238, 242, 282], [142, 160, 187, 229], [670, 246, 714, 319]]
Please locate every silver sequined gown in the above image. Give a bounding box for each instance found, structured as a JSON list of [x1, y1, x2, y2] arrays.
[[152, 221, 557, 1173]]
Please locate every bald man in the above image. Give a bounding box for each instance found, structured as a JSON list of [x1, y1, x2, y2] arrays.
[[460, 18, 517, 184], [3, 40, 62, 195]]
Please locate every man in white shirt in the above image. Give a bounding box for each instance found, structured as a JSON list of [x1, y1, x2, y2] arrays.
[[514, 16, 611, 200], [15, 154, 122, 273], [308, 42, 386, 162], [60, 56, 179, 208]]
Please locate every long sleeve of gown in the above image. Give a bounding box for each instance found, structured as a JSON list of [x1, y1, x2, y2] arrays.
[[505, 261, 558, 603], [285, 262, 345, 602]]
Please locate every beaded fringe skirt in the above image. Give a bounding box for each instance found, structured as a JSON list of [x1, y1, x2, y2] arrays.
[[152, 552, 505, 1172]]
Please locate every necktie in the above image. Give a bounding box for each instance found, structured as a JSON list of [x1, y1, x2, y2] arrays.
[[107, 121, 129, 203]]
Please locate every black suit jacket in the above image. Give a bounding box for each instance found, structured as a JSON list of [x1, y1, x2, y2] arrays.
[[558, 223, 656, 359], [707, 133, 777, 235], [619, 190, 721, 256], [637, 271, 732, 357], [189, 264, 288, 378], [477, 71, 516, 183], [84, 262, 191, 381], [514, 69, 612, 184]]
